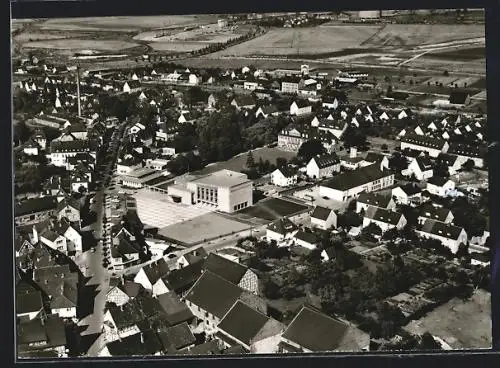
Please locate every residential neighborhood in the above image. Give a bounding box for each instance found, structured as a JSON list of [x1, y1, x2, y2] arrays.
[[12, 9, 490, 359]]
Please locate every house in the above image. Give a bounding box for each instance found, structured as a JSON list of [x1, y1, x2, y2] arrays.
[[156, 322, 196, 353], [426, 177, 455, 197], [417, 220, 467, 254], [15, 196, 59, 226], [356, 193, 396, 213], [281, 78, 300, 94], [277, 125, 310, 152], [165, 260, 205, 296], [306, 153, 341, 179], [106, 280, 143, 307], [156, 292, 195, 327], [203, 253, 259, 295], [102, 328, 164, 357], [129, 122, 146, 135], [471, 252, 490, 267], [449, 91, 471, 106], [231, 95, 256, 110], [448, 143, 485, 168], [319, 164, 394, 202], [266, 218, 299, 245], [134, 258, 170, 295], [53, 218, 83, 254], [216, 301, 285, 353], [317, 119, 347, 139], [16, 287, 44, 321], [391, 184, 422, 206], [70, 172, 90, 193], [23, 139, 41, 156], [176, 247, 208, 269], [310, 206, 337, 230], [279, 306, 369, 353], [321, 247, 337, 262], [400, 134, 449, 158], [110, 236, 141, 271], [290, 100, 312, 116], [184, 271, 244, 334], [270, 166, 298, 187], [293, 230, 320, 250], [403, 157, 434, 181], [32, 129, 47, 150], [207, 94, 217, 108], [244, 81, 259, 90], [17, 315, 67, 358], [362, 206, 407, 232], [178, 112, 196, 124], [255, 105, 279, 118], [364, 152, 390, 170], [322, 97, 339, 109], [437, 153, 462, 176], [123, 80, 141, 94], [418, 204, 454, 225]]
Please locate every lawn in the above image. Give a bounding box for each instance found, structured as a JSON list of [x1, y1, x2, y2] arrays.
[[194, 147, 296, 176], [158, 212, 252, 245], [403, 289, 491, 349], [216, 26, 380, 56], [239, 197, 309, 221]]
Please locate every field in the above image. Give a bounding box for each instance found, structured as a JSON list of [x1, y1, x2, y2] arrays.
[[425, 46, 485, 61], [37, 15, 215, 32], [406, 57, 486, 74], [158, 212, 252, 245], [362, 24, 485, 47], [239, 197, 309, 221], [403, 289, 491, 349], [22, 39, 139, 52], [149, 42, 208, 52], [216, 26, 380, 56], [194, 147, 297, 176], [14, 32, 84, 42]]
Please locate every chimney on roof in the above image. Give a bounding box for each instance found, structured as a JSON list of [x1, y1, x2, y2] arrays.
[[140, 333, 144, 344], [350, 147, 357, 158]]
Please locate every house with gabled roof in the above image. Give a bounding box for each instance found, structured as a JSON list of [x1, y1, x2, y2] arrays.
[[437, 153, 462, 175], [15, 196, 59, 226], [418, 204, 454, 225], [216, 300, 286, 353], [426, 177, 455, 197], [362, 206, 407, 232], [356, 192, 396, 213], [279, 305, 369, 353], [403, 157, 434, 181], [123, 80, 142, 94], [290, 100, 312, 116], [134, 258, 170, 294], [417, 219, 467, 253], [17, 314, 68, 358], [449, 91, 471, 106], [176, 247, 208, 269], [165, 260, 205, 297], [231, 95, 256, 110], [293, 230, 320, 250], [310, 206, 337, 230], [364, 152, 390, 170], [156, 292, 195, 327], [391, 184, 422, 206], [255, 105, 280, 118], [271, 166, 298, 187], [106, 280, 143, 307], [447, 143, 485, 168], [266, 218, 299, 245], [16, 287, 44, 321], [110, 237, 141, 271], [400, 134, 449, 158], [317, 119, 347, 139], [306, 153, 341, 179]]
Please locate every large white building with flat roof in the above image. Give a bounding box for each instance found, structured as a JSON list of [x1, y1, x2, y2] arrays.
[[167, 170, 253, 213]]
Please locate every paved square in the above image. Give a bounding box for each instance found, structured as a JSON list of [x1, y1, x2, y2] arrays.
[[133, 189, 212, 228]]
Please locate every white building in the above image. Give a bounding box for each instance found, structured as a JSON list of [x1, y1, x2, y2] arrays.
[[403, 157, 434, 181], [290, 101, 312, 116], [362, 206, 407, 232], [426, 177, 456, 197], [266, 218, 299, 246], [391, 184, 422, 206], [417, 220, 468, 254], [356, 193, 396, 213], [310, 206, 337, 230], [306, 153, 341, 179], [400, 134, 449, 158], [271, 166, 298, 187]]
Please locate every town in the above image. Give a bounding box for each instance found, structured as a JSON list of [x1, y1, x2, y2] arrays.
[[13, 9, 491, 358]]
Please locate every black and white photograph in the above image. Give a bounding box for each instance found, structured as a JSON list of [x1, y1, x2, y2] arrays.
[[12, 8, 491, 358]]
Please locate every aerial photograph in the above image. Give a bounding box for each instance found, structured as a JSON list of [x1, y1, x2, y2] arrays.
[[12, 9, 490, 358]]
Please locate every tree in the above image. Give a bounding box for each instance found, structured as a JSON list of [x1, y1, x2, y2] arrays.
[[463, 159, 475, 171], [456, 243, 469, 259], [381, 143, 388, 152], [343, 126, 367, 149], [78, 185, 87, 194], [298, 139, 325, 162], [276, 157, 288, 169], [420, 332, 441, 350], [246, 151, 255, 169]]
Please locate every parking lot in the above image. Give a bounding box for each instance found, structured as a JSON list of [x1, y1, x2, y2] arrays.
[[293, 186, 347, 212]]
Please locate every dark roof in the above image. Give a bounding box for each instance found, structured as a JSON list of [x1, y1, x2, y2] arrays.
[[311, 206, 333, 221], [232, 95, 255, 107], [449, 91, 470, 104], [292, 100, 311, 108], [471, 252, 490, 263], [157, 292, 194, 326], [185, 271, 243, 319], [419, 204, 453, 222], [448, 143, 485, 158], [142, 258, 170, 284], [124, 80, 141, 89], [217, 301, 269, 345], [18, 314, 66, 350], [260, 105, 279, 114], [157, 322, 196, 352], [437, 153, 460, 166], [15, 196, 59, 217], [294, 230, 319, 245], [203, 253, 248, 285], [415, 157, 433, 171], [398, 183, 422, 196], [16, 289, 43, 315], [181, 340, 222, 355], [421, 220, 465, 240], [166, 260, 204, 294], [401, 134, 447, 150], [282, 306, 352, 352], [427, 176, 453, 187], [118, 281, 143, 298], [322, 165, 392, 191], [106, 329, 162, 356], [267, 218, 298, 235], [223, 345, 248, 355], [311, 153, 340, 168], [365, 206, 404, 226], [50, 139, 94, 153], [357, 193, 393, 209], [182, 247, 208, 265], [276, 165, 298, 178], [364, 152, 387, 164]]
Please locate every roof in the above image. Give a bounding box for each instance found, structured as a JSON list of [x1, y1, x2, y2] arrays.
[[421, 220, 465, 240], [157, 322, 196, 352], [401, 134, 447, 150], [16, 290, 43, 315], [311, 206, 333, 221], [119, 281, 143, 298], [18, 314, 66, 350], [311, 153, 340, 169], [364, 206, 404, 226], [166, 260, 204, 294], [357, 193, 393, 208], [427, 176, 453, 187], [260, 105, 279, 114], [181, 340, 221, 355], [275, 165, 298, 178], [217, 301, 269, 345], [364, 152, 387, 164], [449, 91, 470, 104], [292, 100, 311, 108], [50, 139, 94, 153], [15, 196, 59, 217], [419, 204, 452, 222], [203, 253, 248, 285], [106, 329, 163, 356], [282, 306, 354, 352], [267, 218, 298, 235], [415, 157, 433, 171], [184, 271, 243, 319], [157, 292, 194, 327], [437, 153, 460, 166], [294, 230, 319, 245], [181, 247, 208, 265], [232, 95, 255, 107], [322, 165, 393, 191], [397, 183, 422, 196], [191, 170, 251, 188], [124, 80, 141, 89], [448, 143, 484, 158], [142, 258, 170, 284]]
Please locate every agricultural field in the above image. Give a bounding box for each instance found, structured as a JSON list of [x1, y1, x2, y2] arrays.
[[13, 32, 84, 42], [425, 46, 485, 61], [216, 26, 380, 56], [22, 39, 139, 52], [362, 24, 485, 48], [406, 57, 486, 74], [149, 42, 208, 52]]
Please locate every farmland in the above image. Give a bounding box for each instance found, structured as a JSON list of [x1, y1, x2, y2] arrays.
[[425, 46, 485, 61]]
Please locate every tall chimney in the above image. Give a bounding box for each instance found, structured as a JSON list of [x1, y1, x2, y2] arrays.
[[76, 66, 82, 117]]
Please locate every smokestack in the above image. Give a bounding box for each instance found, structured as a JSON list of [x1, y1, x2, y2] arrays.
[[76, 66, 81, 117]]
